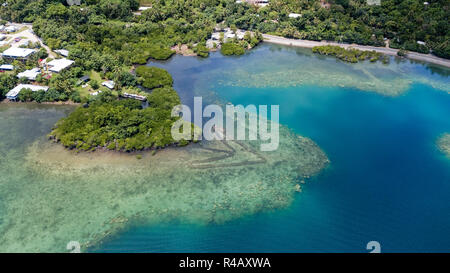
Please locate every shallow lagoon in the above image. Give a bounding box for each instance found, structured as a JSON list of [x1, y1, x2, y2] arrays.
[[1, 44, 450, 252], [96, 44, 450, 252], [0, 103, 327, 252]]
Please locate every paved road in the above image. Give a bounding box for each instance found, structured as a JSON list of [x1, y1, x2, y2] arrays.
[[263, 34, 450, 68]]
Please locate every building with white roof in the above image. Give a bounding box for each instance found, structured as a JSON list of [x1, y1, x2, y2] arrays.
[[0, 64, 14, 71], [5, 26, 17, 33], [206, 39, 215, 49], [288, 13, 302, 18], [17, 68, 41, 81], [226, 32, 236, 39], [123, 92, 147, 101], [211, 32, 221, 40], [2, 48, 36, 59], [102, 80, 115, 90], [47, 58, 74, 73], [54, 49, 69, 57], [0, 41, 8, 46], [6, 84, 48, 100]]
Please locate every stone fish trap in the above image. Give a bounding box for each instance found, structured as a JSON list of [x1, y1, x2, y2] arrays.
[[188, 140, 267, 169]]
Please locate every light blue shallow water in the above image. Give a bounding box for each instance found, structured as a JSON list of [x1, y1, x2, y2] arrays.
[[94, 44, 450, 253]]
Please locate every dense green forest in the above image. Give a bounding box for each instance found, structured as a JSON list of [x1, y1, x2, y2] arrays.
[[0, 0, 448, 60]]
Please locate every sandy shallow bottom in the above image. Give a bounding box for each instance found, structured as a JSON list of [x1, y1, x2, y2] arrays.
[[184, 45, 450, 97], [0, 105, 328, 252], [438, 133, 450, 158]]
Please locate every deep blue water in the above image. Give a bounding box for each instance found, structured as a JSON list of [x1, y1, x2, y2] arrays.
[[95, 45, 450, 253]]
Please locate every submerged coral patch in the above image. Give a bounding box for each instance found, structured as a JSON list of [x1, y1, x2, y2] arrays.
[[0, 104, 328, 252], [206, 45, 450, 96], [438, 133, 450, 158]]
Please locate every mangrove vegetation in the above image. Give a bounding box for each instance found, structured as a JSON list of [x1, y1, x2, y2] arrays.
[[312, 45, 384, 63]]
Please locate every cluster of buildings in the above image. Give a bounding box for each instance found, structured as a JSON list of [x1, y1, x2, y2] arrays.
[[12, 58, 75, 82], [0, 24, 24, 48], [1, 46, 75, 101], [206, 27, 247, 49]]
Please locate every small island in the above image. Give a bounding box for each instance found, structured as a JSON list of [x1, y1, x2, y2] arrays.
[[438, 133, 450, 158]]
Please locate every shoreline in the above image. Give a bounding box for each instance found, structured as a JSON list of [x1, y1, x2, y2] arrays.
[[262, 34, 450, 69], [0, 99, 80, 105]]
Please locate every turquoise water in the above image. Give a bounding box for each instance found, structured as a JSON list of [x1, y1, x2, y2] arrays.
[[94, 44, 450, 252]]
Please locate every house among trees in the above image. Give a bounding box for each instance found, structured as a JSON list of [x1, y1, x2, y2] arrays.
[[77, 75, 90, 85], [102, 80, 115, 90], [17, 68, 41, 81], [54, 49, 69, 57], [46, 58, 75, 73], [0, 64, 14, 71], [6, 84, 48, 101], [1, 48, 36, 60]]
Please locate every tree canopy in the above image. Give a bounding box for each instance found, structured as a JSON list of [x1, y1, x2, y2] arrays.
[[49, 87, 193, 151], [136, 66, 173, 89]]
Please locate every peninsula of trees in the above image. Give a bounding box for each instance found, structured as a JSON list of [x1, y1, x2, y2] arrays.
[[49, 68, 196, 151]]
